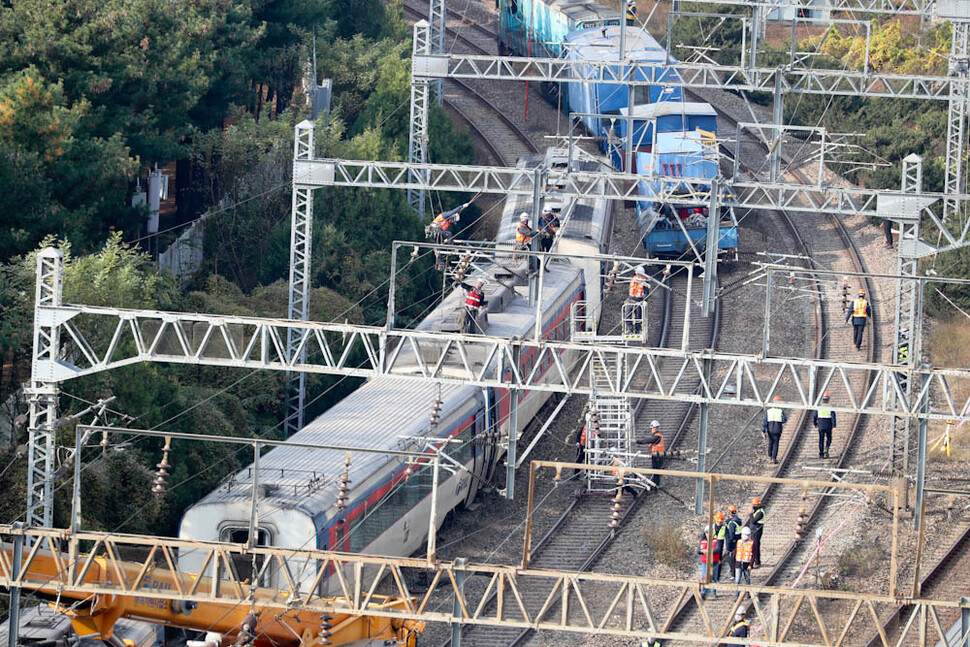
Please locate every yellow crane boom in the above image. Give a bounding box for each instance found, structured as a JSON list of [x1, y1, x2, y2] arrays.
[[0, 542, 422, 647]]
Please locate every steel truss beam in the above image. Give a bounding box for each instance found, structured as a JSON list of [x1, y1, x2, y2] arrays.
[[692, 0, 930, 15], [30, 300, 970, 422], [1, 526, 967, 647], [294, 157, 970, 253], [414, 51, 958, 101]]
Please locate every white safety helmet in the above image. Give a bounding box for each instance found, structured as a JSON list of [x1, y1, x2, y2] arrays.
[[636, 265, 646, 275], [741, 526, 751, 537], [650, 420, 660, 428], [519, 211, 530, 222], [476, 278, 486, 287], [735, 606, 747, 620]]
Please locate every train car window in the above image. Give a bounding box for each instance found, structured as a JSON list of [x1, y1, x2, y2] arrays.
[[508, 0, 518, 14], [633, 86, 651, 105], [220, 527, 271, 585]]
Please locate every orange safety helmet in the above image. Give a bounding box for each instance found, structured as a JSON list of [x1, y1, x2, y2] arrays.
[[714, 512, 725, 523], [751, 497, 762, 506], [772, 395, 782, 402], [727, 504, 738, 514]]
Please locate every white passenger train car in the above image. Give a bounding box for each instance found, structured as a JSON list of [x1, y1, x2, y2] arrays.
[[178, 148, 615, 593]]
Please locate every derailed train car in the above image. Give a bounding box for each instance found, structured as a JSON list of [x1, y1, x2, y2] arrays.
[[496, 0, 739, 260], [178, 147, 614, 594]]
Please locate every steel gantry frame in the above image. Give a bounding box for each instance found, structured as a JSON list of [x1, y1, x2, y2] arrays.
[[284, 121, 316, 437], [24, 246, 970, 423], [25, 248, 64, 529], [890, 155, 926, 489], [407, 20, 433, 219], [429, 0, 445, 104], [944, 18, 970, 226]]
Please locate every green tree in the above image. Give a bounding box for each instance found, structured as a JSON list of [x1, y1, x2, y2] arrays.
[[0, 69, 137, 259]]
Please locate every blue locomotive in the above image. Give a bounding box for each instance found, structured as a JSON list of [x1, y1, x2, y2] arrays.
[[496, 0, 739, 260]]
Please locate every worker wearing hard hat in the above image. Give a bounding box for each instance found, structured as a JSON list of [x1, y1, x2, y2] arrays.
[[733, 527, 755, 585], [625, 0, 637, 26], [813, 391, 837, 459], [624, 265, 649, 336], [845, 288, 872, 351], [515, 212, 536, 250], [456, 278, 487, 334], [745, 497, 766, 568], [762, 395, 787, 464], [636, 419, 665, 486], [726, 606, 751, 646]]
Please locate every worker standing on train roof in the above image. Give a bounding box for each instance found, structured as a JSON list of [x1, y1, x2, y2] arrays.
[[456, 278, 486, 334], [734, 527, 755, 584], [724, 504, 743, 573], [625, 0, 637, 26], [538, 209, 560, 253], [726, 607, 751, 647], [636, 419, 664, 486], [813, 391, 837, 459], [515, 212, 535, 250], [846, 288, 872, 350], [712, 512, 727, 584], [762, 395, 787, 464], [745, 497, 766, 568], [697, 529, 721, 598], [431, 200, 473, 245]]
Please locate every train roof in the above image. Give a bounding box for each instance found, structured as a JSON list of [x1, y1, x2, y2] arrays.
[[417, 261, 582, 338], [620, 101, 718, 118], [497, 148, 614, 246], [564, 25, 668, 62], [192, 378, 479, 519], [549, 0, 621, 23], [189, 260, 584, 522]]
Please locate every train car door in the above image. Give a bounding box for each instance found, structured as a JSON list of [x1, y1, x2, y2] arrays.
[[483, 387, 502, 483]]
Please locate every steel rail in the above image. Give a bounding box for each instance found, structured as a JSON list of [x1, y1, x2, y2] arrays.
[[658, 91, 878, 635], [402, 3, 539, 163], [864, 523, 970, 646]]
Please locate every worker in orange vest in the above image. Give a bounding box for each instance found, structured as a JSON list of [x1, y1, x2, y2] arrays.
[[845, 288, 871, 350], [515, 212, 536, 249], [625, 265, 649, 335], [636, 419, 664, 486], [734, 526, 755, 585], [430, 201, 472, 245], [575, 425, 590, 468]]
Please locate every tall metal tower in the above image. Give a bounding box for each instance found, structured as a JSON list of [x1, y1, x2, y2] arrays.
[[25, 248, 64, 528], [284, 121, 317, 437], [407, 20, 433, 219]]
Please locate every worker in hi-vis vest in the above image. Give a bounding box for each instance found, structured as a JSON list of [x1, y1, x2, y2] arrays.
[[845, 288, 872, 350], [812, 391, 837, 459], [762, 395, 787, 464]]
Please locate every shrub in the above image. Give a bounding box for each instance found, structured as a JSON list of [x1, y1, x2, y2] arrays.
[[837, 542, 885, 578], [641, 521, 692, 570]]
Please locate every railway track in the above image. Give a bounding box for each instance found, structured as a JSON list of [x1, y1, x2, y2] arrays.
[[656, 96, 879, 641], [401, 3, 539, 164], [436, 265, 721, 647], [865, 524, 970, 646], [401, 6, 896, 644]]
